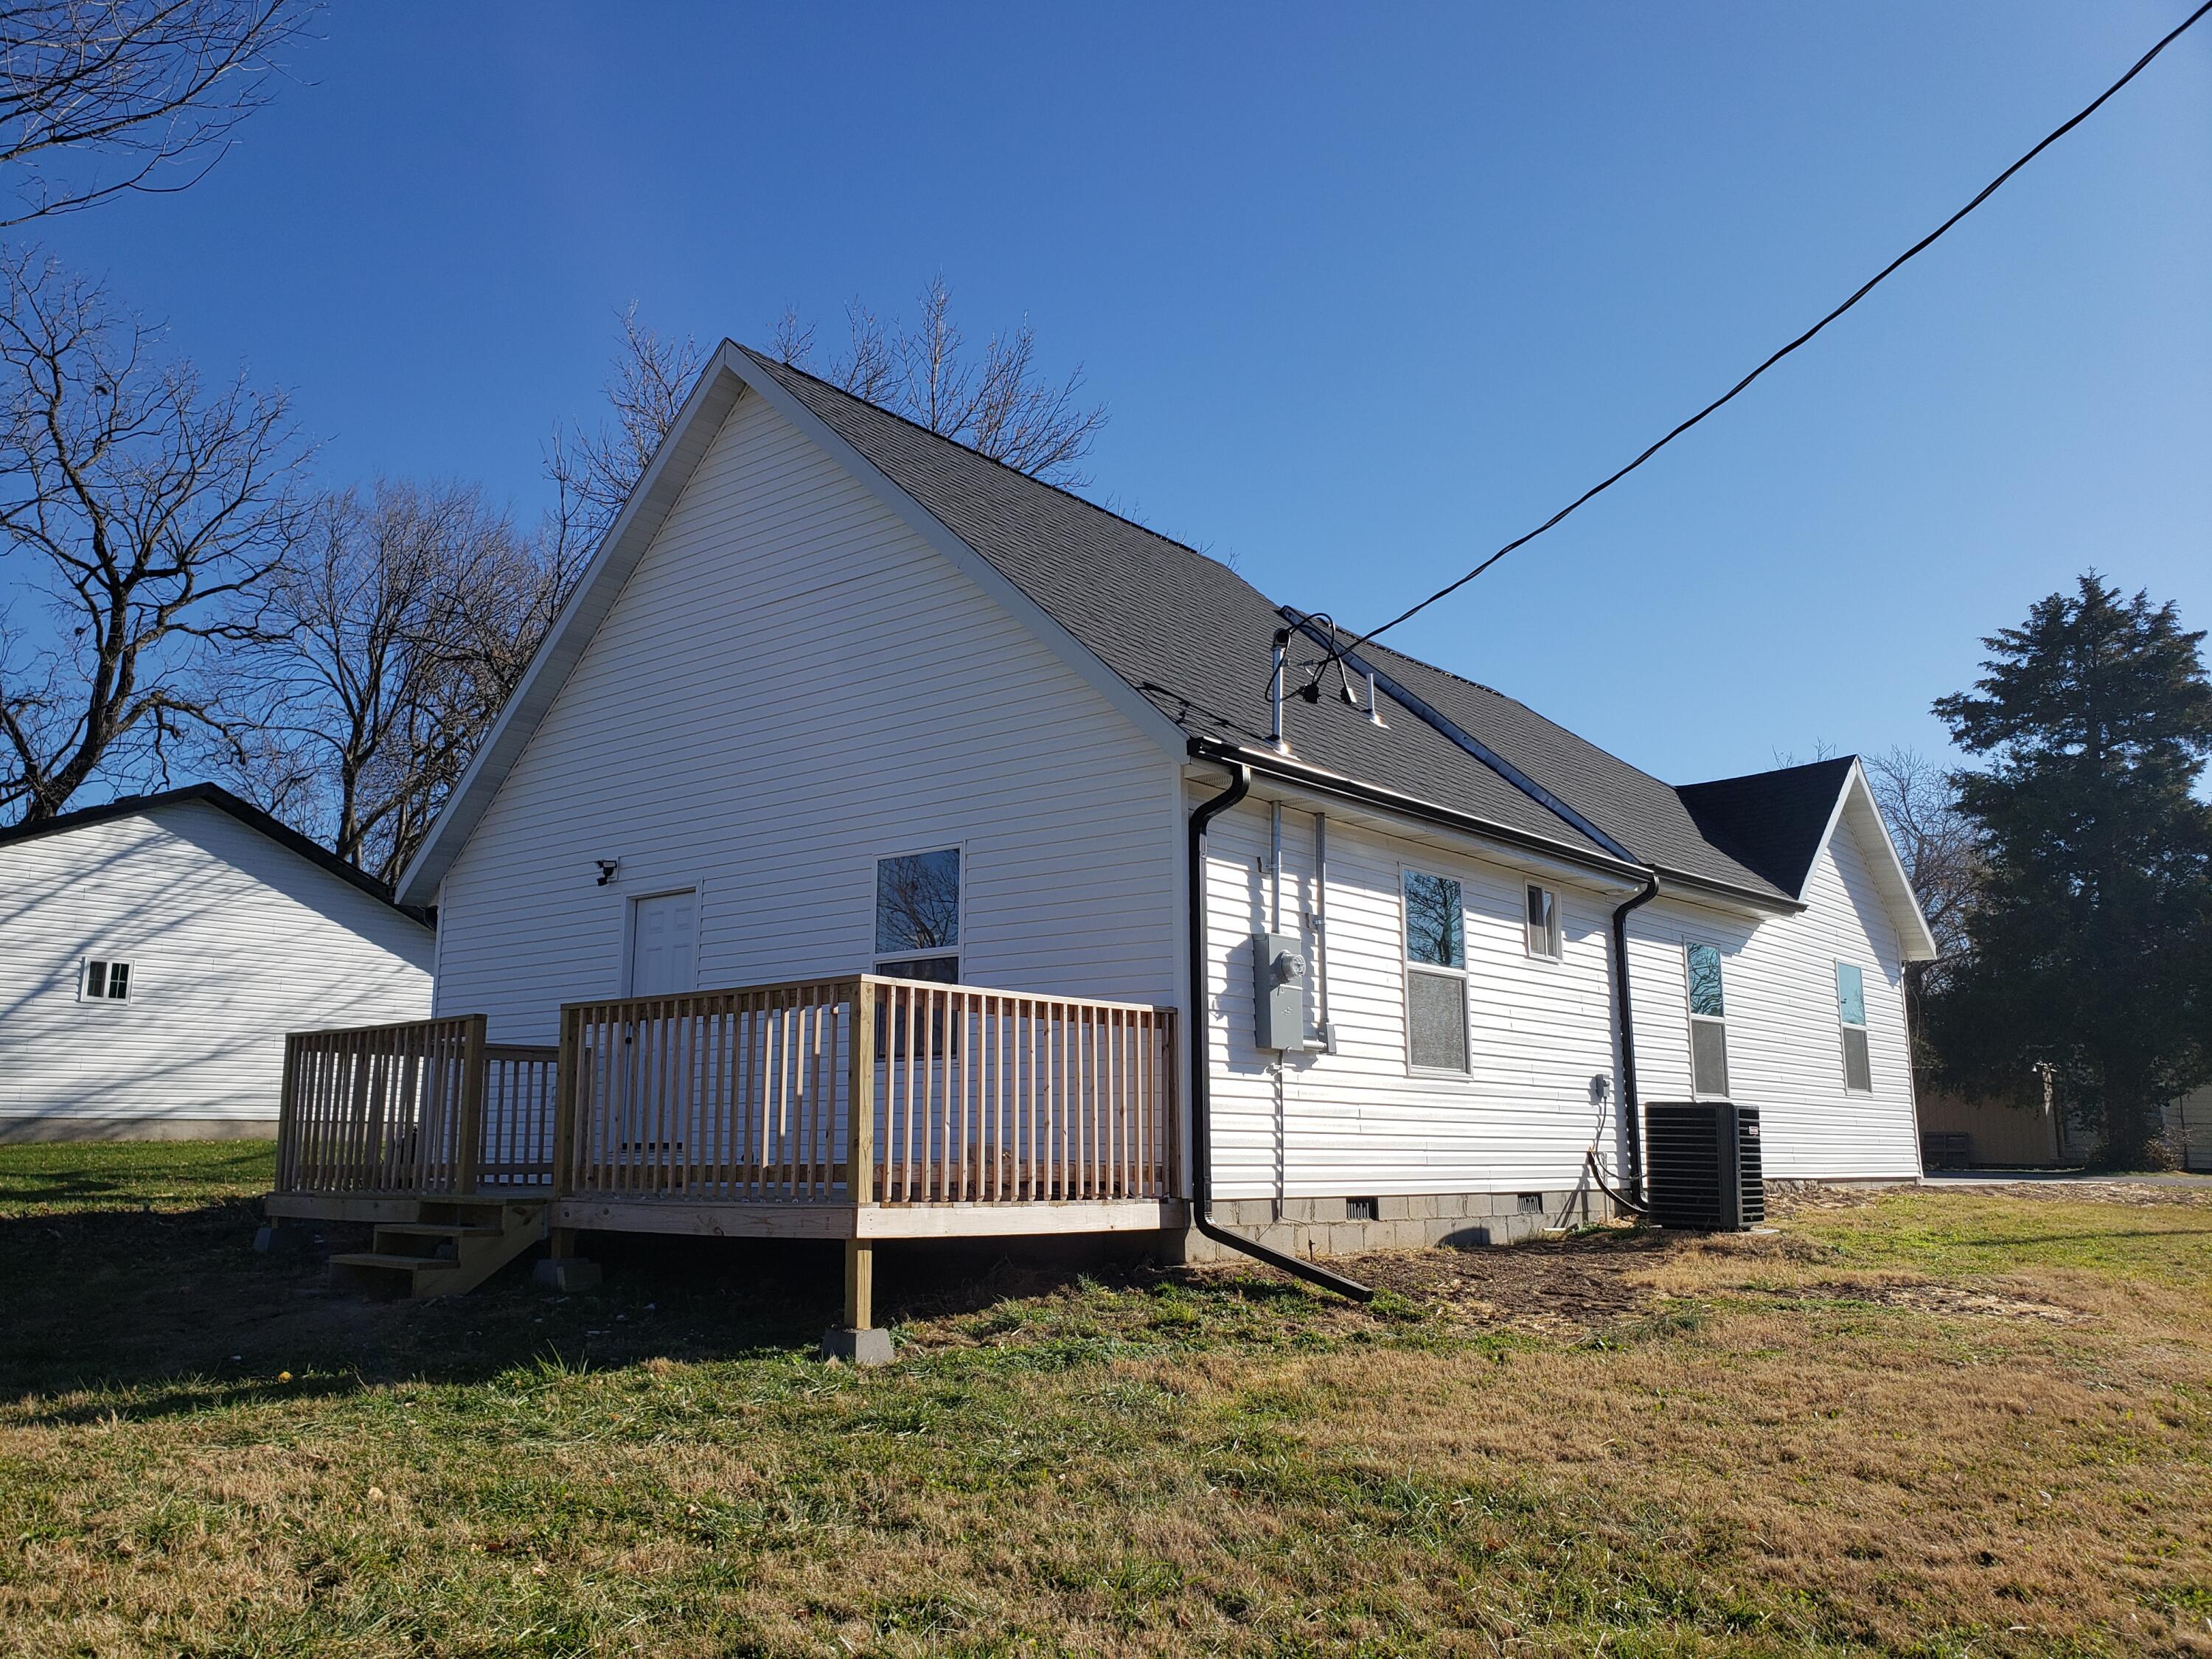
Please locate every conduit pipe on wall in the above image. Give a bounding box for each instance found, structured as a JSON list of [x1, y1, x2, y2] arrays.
[[1312, 811, 1332, 1050], [1187, 764, 1372, 1302], [1608, 871, 1661, 1198]]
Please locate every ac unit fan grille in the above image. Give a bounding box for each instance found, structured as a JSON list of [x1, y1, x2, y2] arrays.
[[1645, 1102, 1763, 1231]]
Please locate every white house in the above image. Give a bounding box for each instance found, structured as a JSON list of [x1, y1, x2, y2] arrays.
[[0, 785, 434, 1141], [345, 341, 1935, 1279]]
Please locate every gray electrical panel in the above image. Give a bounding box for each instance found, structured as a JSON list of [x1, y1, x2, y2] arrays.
[[1252, 931, 1309, 1051]]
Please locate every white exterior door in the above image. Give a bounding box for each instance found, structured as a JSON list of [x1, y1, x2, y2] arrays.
[[627, 891, 698, 996]]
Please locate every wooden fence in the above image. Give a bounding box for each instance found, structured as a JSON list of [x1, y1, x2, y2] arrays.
[[274, 1016, 559, 1196], [556, 975, 1178, 1206]]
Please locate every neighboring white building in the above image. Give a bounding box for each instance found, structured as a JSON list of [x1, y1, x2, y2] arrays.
[[0, 786, 434, 1141], [390, 343, 1939, 1256]]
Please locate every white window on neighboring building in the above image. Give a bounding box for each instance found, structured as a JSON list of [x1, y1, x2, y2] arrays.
[[1403, 868, 1469, 1074], [874, 847, 961, 984], [80, 958, 133, 1003], [1684, 942, 1729, 1098], [1525, 883, 1562, 961], [1836, 961, 1872, 1093]]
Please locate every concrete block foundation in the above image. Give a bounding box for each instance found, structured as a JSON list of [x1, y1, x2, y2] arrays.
[[1172, 1186, 1611, 1262]]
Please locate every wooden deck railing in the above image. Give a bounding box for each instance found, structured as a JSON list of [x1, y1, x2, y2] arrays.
[[557, 974, 1178, 1206], [275, 1016, 560, 1196]]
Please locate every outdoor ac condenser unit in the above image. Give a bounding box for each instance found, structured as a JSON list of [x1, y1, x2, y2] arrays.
[[1644, 1102, 1764, 1231]]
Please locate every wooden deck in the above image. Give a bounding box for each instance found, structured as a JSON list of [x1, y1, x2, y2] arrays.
[[268, 975, 1185, 1313]]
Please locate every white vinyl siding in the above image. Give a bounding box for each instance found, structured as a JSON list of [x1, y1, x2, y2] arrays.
[[0, 802, 432, 1130], [1202, 795, 1622, 1201], [433, 389, 1181, 1041], [1624, 804, 1921, 1180]]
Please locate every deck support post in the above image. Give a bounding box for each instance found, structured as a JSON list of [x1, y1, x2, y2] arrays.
[[533, 1225, 601, 1291], [821, 981, 893, 1364], [821, 1237, 892, 1365], [844, 1237, 873, 1329]]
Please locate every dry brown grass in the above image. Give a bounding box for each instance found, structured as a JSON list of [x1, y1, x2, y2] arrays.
[[3, 1148, 2210, 1656]]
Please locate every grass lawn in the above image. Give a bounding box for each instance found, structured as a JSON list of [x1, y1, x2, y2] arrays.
[[3, 1144, 2210, 1656]]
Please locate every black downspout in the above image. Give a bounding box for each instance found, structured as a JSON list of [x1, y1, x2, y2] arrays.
[[1608, 871, 1661, 1199], [1186, 765, 1374, 1302]]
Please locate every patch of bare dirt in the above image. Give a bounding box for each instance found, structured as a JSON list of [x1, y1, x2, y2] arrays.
[[1328, 1230, 1672, 1334]]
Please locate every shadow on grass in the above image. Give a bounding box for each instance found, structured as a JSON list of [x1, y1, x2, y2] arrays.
[[0, 1142, 276, 1209], [0, 1197, 1200, 1423]]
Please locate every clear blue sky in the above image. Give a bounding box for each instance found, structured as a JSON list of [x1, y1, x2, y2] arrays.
[[31, 1, 2211, 786]]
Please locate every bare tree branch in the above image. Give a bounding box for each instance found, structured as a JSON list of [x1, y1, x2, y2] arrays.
[[772, 275, 1107, 486], [0, 0, 315, 225], [539, 303, 701, 580], [1863, 742, 1983, 1057], [206, 478, 562, 886], [0, 246, 307, 821]]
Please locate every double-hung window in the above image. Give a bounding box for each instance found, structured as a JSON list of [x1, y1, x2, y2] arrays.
[[874, 848, 961, 983], [80, 959, 133, 1003], [1524, 883, 1562, 961], [1403, 869, 1469, 1074], [1835, 961, 1872, 1093], [1684, 942, 1729, 1097]]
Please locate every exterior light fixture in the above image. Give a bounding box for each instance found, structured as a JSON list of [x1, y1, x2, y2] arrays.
[[595, 860, 619, 886]]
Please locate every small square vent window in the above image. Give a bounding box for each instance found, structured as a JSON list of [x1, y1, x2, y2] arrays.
[[81, 959, 133, 1002], [1517, 1192, 1545, 1215], [1345, 1197, 1377, 1222]]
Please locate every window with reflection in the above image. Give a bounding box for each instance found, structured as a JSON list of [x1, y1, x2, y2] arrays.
[[1836, 961, 1871, 1093], [1402, 869, 1468, 1073], [1684, 942, 1729, 1097]]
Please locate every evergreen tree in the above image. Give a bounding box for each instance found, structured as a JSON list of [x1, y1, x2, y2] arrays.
[[1928, 574, 2212, 1167]]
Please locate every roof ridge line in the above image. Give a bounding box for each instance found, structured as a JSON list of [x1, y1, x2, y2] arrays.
[[1359, 633, 1692, 799], [1678, 754, 1861, 791], [729, 341, 1225, 568]]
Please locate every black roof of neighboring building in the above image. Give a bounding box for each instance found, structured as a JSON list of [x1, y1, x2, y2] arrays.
[[1675, 757, 1860, 900], [0, 784, 431, 922], [742, 347, 1832, 905]]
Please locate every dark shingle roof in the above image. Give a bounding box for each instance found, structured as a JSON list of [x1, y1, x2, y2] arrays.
[[1674, 757, 1857, 900], [1347, 640, 1794, 898], [740, 346, 1805, 902]]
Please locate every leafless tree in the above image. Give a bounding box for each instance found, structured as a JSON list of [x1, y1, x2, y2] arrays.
[[773, 275, 1107, 486], [1770, 737, 1838, 768], [208, 479, 558, 884], [540, 305, 701, 581], [0, 247, 306, 822], [0, 1, 314, 225], [211, 313, 702, 884], [1863, 742, 1983, 1048]]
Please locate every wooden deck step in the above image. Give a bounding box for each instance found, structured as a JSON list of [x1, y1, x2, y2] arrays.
[[329, 1251, 462, 1273], [327, 1198, 548, 1301], [376, 1223, 504, 1240]]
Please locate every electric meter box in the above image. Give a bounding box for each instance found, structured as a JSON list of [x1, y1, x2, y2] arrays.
[[1252, 931, 1309, 1051]]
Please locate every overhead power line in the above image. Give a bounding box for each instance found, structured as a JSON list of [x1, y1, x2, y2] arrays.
[[1321, 0, 2212, 675]]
